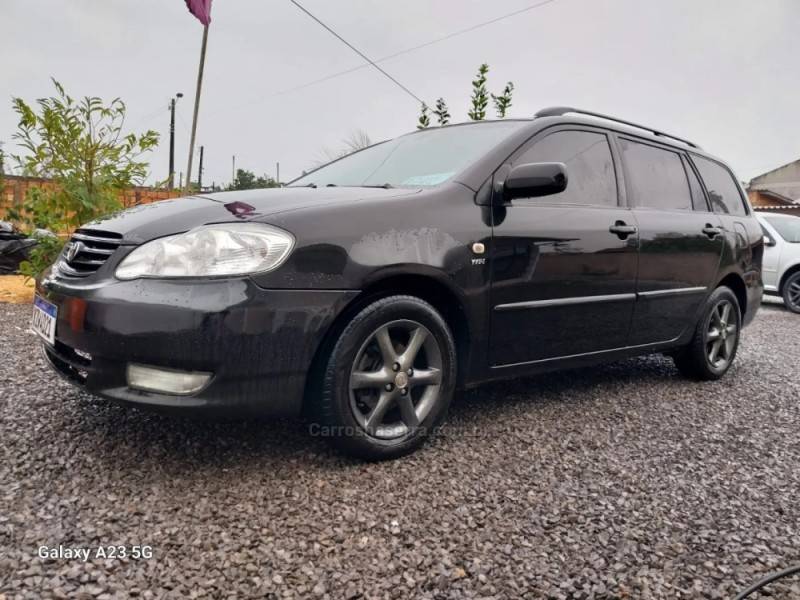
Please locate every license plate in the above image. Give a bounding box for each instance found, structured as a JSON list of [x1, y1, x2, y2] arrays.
[[32, 295, 57, 345]]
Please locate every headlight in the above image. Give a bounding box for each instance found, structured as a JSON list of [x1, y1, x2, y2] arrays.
[[115, 223, 295, 280]]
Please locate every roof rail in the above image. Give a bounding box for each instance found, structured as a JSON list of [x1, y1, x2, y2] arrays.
[[534, 106, 700, 149]]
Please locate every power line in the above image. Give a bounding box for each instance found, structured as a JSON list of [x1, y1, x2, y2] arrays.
[[277, 0, 561, 97], [287, 0, 425, 105], [211, 0, 563, 119]]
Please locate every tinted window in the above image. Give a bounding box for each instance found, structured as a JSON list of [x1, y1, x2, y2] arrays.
[[513, 130, 617, 206], [764, 216, 800, 242], [620, 139, 692, 210], [692, 156, 747, 216], [290, 121, 526, 188], [682, 156, 709, 211]]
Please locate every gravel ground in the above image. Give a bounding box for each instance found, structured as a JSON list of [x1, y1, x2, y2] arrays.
[[1, 299, 799, 599]]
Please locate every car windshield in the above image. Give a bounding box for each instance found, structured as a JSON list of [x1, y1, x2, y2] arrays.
[[765, 216, 800, 242], [290, 121, 527, 188]]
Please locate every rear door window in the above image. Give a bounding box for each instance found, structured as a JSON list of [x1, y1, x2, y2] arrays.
[[692, 156, 747, 216], [619, 138, 692, 210]]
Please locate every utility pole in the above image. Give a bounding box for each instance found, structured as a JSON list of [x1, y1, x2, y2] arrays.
[[276, 162, 280, 186], [179, 172, 183, 190], [232, 155, 236, 185], [198, 146, 204, 190], [168, 93, 183, 189], [184, 25, 210, 195]]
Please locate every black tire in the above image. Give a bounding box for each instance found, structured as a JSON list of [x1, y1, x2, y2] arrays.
[[782, 271, 800, 314], [316, 295, 456, 460], [673, 286, 742, 381]]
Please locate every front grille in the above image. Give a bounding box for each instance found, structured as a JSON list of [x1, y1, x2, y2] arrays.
[[59, 228, 122, 277]]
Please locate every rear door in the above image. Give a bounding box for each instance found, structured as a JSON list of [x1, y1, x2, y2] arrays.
[[691, 154, 760, 275], [489, 127, 639, 366], [619, 136, 724, 345]]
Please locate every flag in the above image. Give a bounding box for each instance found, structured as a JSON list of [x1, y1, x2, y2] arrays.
[[185, 0, 212, 26]]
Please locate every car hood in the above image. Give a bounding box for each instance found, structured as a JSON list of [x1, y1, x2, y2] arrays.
[[81, 187, 421, 244]]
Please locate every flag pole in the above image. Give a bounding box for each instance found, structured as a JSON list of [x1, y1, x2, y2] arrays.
[[184, 24, 209, 195]]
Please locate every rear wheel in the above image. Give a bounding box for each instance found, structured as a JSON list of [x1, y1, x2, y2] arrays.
[[317, 295, 456, 460], [673, 286, 741, 380], [782, 271, 800, 314]]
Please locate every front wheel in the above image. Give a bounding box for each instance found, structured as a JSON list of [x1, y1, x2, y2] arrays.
[[673, 286, 742, 381], [782, 271, 800, 314], [317, 295, 456, 460]]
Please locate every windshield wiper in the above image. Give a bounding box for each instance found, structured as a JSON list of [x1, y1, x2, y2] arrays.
[[359, 183, 394, 189], [288, 182, 317, 188]]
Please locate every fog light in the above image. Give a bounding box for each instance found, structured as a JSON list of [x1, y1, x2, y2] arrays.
[[126, 363, 212, 395]]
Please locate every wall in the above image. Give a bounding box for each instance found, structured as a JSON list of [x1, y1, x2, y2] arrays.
[[748, 190, 800, 215], [748, 190, 788, 208], [0, 175, 183, 221], [749, 159, 800, 200]]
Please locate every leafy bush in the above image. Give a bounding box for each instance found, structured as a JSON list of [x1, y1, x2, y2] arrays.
[[17, 234, 65, 282], [8, 79, 159, 278], [416, 64, 515, 128]]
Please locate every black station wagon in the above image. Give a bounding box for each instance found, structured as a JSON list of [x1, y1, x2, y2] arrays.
[[34, 107, 764, 459]]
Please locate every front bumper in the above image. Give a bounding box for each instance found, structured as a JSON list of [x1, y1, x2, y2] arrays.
[[36, 271, 358, 416]]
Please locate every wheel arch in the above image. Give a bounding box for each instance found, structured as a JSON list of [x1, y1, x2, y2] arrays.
[[716, 272, 747, 316], [779, 262, 800, 294], [302, 270, 472, 416]]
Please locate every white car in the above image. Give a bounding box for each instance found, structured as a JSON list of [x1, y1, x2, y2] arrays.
[[756, 212, 800, 313]]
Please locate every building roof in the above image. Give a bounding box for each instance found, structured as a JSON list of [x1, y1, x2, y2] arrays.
[[752, 189, 798, 205]]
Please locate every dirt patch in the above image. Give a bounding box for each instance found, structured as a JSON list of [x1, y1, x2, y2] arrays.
[[0, 275, 35, 304]]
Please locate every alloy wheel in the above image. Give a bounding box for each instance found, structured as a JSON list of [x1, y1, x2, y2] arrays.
[[787, 278, 800, 311], [706, 299, 738, 370], [349, 319, 443, 439]]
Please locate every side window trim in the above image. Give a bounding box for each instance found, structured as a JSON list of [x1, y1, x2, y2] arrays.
[[504, 125, 623, 208], [687, 153, 750, 216], [680, 154, 711, 212], [615, 134, 694, 212]]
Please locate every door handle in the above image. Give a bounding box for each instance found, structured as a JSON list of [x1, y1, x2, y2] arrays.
[[609, 221, 638, 239], [702, 224, 723, 238]]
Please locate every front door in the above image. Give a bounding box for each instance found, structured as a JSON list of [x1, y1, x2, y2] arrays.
[[619, 137, 724, 345], [489, 127, 638, 366]]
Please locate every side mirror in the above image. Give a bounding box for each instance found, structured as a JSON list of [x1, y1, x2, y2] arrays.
[[503, 162, 568, 201], [763, 235, 776, 247]]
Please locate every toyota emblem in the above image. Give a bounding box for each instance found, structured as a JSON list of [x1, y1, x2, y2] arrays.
[[66, 241, 84, 262]]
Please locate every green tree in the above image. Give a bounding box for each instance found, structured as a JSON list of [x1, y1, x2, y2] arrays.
[[8, 79, 159, 278], [413, 64, 516, 127], [227, 169, 279, 191], [491, 81, 514, 118], [417, 103, 431, 129], [433, 98, 450, 125], [467, 64, 490, 121]]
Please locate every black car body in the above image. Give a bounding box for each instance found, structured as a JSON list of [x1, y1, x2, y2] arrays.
[[35, 107, 763, 459]]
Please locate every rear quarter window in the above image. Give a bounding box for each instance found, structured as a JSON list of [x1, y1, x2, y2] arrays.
[[692, 156, 747, 216]]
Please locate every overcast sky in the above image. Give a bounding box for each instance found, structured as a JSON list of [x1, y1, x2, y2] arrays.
[[1, 0, 798, 187]]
